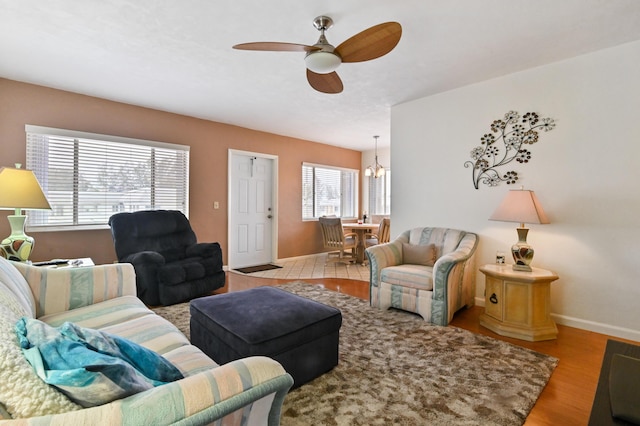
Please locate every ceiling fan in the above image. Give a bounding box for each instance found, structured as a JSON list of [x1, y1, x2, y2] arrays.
[[233, 16, 402, 94]]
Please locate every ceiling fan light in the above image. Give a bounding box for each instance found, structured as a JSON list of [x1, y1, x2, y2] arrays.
[[305, 51, 341, 74]]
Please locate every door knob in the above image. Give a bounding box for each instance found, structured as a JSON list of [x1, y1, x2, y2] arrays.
[[267, 214, 273, 219]]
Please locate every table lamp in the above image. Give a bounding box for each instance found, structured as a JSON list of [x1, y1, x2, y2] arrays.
[[489, 188, 549, 271], [0, 164, 51, 261]]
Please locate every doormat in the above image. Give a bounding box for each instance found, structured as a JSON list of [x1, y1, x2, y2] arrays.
[[234, 264, 282, 274]]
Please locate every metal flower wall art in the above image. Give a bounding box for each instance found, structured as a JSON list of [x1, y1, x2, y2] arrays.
[[464, 111, 556, 189]]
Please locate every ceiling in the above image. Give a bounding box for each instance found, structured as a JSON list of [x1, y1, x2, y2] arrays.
[[1, 1, 640, 151]]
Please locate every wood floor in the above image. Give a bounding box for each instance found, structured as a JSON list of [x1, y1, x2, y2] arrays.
[[221, 272, 631, 426]]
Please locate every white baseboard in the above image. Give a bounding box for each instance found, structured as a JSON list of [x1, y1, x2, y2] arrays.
[[475, 297, 640, 342], [551, 314, 640, 342]]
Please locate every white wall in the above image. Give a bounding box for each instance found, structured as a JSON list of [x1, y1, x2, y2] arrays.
[[391, 40, 640, 341]]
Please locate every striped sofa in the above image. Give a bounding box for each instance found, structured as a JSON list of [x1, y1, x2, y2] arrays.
[[0, 257, 293, 425], [366, 227, 478, 326]]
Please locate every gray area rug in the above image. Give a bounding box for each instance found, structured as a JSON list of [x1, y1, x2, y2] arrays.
[[153, 282, 558, 425]]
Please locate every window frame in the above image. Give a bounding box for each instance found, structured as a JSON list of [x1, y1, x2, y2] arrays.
[[25, 125, 190, 232], [302, 162, 359, 221]]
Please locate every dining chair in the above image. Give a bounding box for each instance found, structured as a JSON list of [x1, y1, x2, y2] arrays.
[[318, 216, 358, 264], [370, 214, 389, 225], [365, 218, 391, 247]]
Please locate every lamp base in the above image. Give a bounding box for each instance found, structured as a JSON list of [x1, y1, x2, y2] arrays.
[[1, 215, 34, 262], [512, 263, 533, 272], [511, 227, 534, 272]]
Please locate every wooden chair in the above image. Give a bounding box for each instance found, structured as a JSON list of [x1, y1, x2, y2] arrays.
[[370, 214, 389, 225], [318, 216, 357, 264], [365, 218, 391, 247]]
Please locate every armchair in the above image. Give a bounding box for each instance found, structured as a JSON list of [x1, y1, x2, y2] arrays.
[[109, 210, 225, 306], [366, 227, 478, 325]]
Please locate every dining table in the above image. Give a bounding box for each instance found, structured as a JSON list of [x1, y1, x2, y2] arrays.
[[342, 222, 378, 264]]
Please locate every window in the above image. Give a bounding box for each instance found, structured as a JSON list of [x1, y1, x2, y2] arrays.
[[302, 163, 358, 220], [25, 125, 189, 231], [368, 170, 391, 215]]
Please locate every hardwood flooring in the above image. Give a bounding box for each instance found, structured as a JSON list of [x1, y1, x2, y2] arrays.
[[221, 272, 632, 426]]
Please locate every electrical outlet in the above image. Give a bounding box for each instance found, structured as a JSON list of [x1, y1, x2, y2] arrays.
[[213, 201, 219, 209]]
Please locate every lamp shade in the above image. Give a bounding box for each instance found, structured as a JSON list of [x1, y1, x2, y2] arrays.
[[0, 166, 51, 210], [0, 166, 50, 261], [305, 51, 341, 74], [489, 189, 549, 225]]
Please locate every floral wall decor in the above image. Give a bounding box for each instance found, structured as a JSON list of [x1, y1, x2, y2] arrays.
[[464, 111, 556, 189]]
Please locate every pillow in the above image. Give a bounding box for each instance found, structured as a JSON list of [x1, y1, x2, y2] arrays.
[[403, 243, 437, 266], [16, 317, 184, 408]]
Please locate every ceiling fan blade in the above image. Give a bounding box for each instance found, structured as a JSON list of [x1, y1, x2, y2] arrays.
[[306, 69, 343, 94], [233, 42, 321, 52], [335, 22, 402, 63]]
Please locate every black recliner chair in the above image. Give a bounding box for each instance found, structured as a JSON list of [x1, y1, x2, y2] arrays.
[[108, 210, 225, 306]]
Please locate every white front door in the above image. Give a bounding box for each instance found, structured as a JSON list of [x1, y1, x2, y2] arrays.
[[228, 150, 277, 269]]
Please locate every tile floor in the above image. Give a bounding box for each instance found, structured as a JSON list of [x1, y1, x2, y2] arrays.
[[233, 254, 370, 282]]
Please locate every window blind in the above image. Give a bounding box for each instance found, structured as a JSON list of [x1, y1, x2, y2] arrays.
[[25, 125, 189, 231], [302, 163, 358, 219]]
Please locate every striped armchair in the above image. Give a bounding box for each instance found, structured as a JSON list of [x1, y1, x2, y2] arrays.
[[0, 258, 293, 425], [365, 227, 478, 326]]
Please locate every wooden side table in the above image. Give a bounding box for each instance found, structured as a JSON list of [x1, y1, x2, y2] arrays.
[[479, 263, 559, 341]]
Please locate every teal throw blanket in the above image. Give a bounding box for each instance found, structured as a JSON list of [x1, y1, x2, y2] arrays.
[[16, 317, 183, 407]]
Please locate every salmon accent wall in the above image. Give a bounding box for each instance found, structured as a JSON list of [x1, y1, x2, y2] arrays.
[[0, 78, 361, 265]]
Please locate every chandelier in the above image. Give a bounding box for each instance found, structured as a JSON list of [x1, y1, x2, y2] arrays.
[[364, 135, 386, 178]]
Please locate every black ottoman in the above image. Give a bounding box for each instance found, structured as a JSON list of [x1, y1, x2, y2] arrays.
[[190, 286, 342, 388]]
